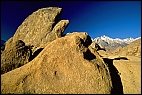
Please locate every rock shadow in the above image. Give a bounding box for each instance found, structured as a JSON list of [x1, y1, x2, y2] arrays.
[[95, 43, 106, 51], [29, 48, 43, 61], [114, 57, 128, 60], [79, 36, 92, 48], [103, 57, 128, 94], [51, 12, 62, 30], [83, 49, 96, 61]]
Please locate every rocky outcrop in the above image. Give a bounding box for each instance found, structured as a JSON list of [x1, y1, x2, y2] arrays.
[[112, 56, 141, 94], [1, 40, 32, 74], [1, 7, 69, 74], [90, 42, 106, 51], [40, 20, 69, 48], [10, 7, 69, 48], [1, 32, 112, 94]]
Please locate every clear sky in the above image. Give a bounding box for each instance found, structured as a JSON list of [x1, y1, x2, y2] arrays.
[[1, 0, 141, 41]]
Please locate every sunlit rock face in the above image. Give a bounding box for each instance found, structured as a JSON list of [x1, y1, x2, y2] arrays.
[[1, 7, 69, 74], [1, 32, 112, 94], [12, 7, 69, 48]]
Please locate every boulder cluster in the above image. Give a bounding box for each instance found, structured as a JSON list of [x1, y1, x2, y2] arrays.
[[1, 7, 122, 94]]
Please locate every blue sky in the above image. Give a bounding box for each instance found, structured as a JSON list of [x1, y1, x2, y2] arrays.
[[1, 1, 141, 41]]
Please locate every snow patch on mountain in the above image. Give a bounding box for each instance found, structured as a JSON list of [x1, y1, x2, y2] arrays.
[[91, 35, 141, 52], [92, 35, 141, 44]]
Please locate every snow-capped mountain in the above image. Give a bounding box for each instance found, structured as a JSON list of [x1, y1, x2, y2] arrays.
[[93, 35, 140, 44], [91, 35, 141, 52]]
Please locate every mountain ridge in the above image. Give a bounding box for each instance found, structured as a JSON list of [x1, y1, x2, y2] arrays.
[[92, 35, 141, 44], [91, 35, 141, 52], [112, 38, 141, 57]]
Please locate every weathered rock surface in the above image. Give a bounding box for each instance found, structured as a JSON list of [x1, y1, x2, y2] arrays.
[[1, 7, 69, 74], [113, 56, 141, 94], [1, 40, 32, 74], [1, 32, 112, 94], [11, 7, 69, 48]]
